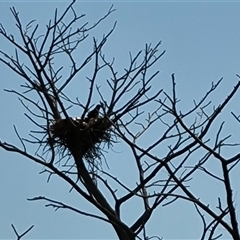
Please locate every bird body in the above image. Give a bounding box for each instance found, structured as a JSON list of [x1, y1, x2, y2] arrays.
[[87, 104, 101, 120]]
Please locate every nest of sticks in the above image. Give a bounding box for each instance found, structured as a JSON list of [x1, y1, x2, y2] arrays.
[[49, 116, 113, 164]]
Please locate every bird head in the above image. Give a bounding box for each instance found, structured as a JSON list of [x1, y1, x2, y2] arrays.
[[95, 104, 102, 110]]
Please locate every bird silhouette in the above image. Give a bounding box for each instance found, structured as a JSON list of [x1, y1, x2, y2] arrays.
[[87, 104, 102, 120]]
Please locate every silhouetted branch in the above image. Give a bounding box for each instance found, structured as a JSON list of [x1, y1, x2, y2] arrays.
[[11, 224, 34, 240]]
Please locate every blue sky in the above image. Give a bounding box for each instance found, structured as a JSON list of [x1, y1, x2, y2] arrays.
[[1, 1, 240, 239]]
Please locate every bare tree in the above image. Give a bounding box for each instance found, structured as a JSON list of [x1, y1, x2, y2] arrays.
[[1, 1, 240, 239]]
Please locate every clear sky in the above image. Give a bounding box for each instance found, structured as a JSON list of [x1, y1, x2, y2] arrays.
[[1, 1, 240, 239]]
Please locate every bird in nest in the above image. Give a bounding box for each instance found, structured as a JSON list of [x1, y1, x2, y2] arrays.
[[86, 104, 102, 121]]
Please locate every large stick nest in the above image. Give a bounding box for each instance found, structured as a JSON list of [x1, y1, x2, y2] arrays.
[[49, 117, 113, 162]]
